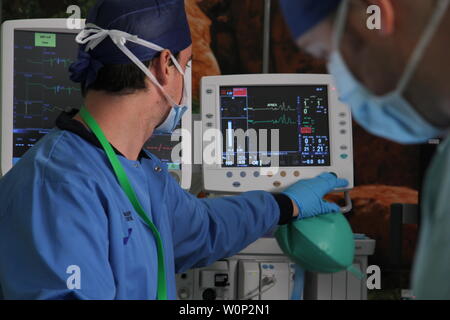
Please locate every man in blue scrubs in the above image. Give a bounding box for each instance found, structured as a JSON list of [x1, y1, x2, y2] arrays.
[[0, 0, 346, 299], [280, 0, 450, 299]]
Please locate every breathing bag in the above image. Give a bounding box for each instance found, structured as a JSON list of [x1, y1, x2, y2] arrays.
[[275, 212, 362, 277]]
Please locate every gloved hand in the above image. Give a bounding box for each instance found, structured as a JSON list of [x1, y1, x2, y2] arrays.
[[282, 172, 349, 220]]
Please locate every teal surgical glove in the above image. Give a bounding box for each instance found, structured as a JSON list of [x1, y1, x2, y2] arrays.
[[282, 172, 349, 220]]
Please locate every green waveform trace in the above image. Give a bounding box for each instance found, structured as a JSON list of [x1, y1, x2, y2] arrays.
[[22, 103, 75, 117], [248, 114, 298, 125], [247, 102, 297, 112], [26, 81, 80, 95], [26, 57, 75, 68]]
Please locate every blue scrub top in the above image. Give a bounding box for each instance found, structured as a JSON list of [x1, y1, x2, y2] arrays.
[[0, 129, 280, 300], [412, 135, 450, 299]]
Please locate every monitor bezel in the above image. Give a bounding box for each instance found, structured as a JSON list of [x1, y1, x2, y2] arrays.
[[201, 74, 354, 193]]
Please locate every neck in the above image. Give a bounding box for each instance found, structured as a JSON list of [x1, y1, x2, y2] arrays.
[[75, 90, 164, 161]]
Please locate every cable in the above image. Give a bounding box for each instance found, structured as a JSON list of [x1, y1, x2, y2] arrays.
[[241, 275, 277, 300]]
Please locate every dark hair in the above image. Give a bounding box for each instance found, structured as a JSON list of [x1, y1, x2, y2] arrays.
[[81, 52, 180, 97]]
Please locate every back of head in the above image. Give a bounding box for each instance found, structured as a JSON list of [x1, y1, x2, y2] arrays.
[[69, 0, 192, 96]]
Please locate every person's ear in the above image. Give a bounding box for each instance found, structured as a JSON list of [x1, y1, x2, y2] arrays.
[[363, 0, 395, 35], [151, 49, 172, 86]]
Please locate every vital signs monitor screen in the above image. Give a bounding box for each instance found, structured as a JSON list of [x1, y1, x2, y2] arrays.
[[220, 85, 331, 167], [13, 30, 83, 164], [12, 30, 180, 168]]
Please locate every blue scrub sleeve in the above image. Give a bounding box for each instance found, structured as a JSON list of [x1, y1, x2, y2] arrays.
[[0, 180, 116, 300], [412, 136, 450, 299], [166, 176, 280, 273]]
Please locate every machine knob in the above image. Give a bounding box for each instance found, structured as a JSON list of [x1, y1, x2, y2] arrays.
[[202, 288, 217, 300]]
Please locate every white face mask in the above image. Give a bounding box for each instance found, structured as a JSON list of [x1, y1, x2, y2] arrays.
[[327, 0, 449, 144], [76, 24, 188, 134]]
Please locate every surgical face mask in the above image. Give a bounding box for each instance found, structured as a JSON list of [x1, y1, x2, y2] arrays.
[[327, 0, 449, 144], [76, 24, 189, 134], [153, 61, 189, 134]]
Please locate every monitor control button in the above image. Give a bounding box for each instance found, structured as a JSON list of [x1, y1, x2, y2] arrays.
[[206, 123, 213, 128], [273, 181, 282, 188], [340, 129, 347, 134], [267, 171, 274, 178], [340, 154, 349, 159], [253, 171, 260, 178], [280, 171, 287, 177], [339, 112, 347, 117], [206, 113, 214, 119], [240, 172, 246, 178], [294, 171, 300, 177], [340, 145, 348, 150], [226, 172, 233, 178], [206, 89, 213, 94], [233, 182, 241, 188], [339, 121, 347, 126]]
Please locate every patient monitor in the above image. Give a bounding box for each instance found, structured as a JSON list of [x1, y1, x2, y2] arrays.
[[1, 19, 191, 189], [201, 74, 354, 194], [181, 78, 373, 300]]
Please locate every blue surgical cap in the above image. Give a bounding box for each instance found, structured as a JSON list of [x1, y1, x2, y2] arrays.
[[279, 0, 341, 40], [70, 0, 192, 87]]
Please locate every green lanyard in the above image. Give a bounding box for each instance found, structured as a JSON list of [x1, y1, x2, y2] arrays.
[[79, 107, 167, 300]]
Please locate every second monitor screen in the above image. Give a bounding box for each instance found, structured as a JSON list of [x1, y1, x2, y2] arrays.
[[13, 30, 84, 164], [220, 85, 331, 167], [12, 30, 180, 169]]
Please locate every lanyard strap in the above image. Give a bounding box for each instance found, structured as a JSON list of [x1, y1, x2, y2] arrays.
[[79, 107, 167, 300]]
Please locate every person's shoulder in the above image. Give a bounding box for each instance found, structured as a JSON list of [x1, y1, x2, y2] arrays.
[[427, 136, 450, 177], [0, 130, 110, 214], [0, 129, 106, 190], [45, 129, 110, 178], [427, 136, 450, 184], [437, 136, 450, 159]]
